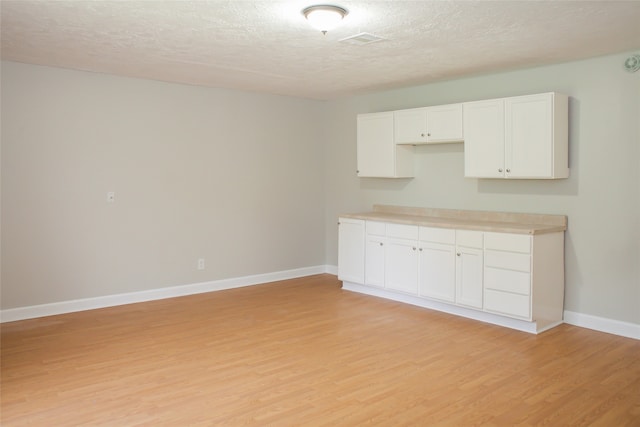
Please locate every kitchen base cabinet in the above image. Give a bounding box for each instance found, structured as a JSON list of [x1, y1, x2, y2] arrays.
[[418, 242, 456, 302], [455, 230, 484, 309], [364, 221, 386, 288], [455, 246, 483, 309], [385, 237, 419, 294], [337, 218, 365, 284], [338, 212, 566, 334], [418, 227, 456, 302]]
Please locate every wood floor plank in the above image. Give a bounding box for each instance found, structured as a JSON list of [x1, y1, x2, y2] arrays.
[[2, 274, 639, 426]]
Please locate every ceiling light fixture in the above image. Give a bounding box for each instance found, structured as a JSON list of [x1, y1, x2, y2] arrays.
[[302, 5, 348, 35]]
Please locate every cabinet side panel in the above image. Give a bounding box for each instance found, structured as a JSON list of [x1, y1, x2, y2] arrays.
[[531, 232, 565, 329], [553, 93, 570, 178]]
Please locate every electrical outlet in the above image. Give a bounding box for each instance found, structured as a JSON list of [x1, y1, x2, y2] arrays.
[[197, 258, 205, 270]]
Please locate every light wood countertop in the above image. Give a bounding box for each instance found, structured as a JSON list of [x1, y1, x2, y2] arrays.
[[340, 205, 567, 235]]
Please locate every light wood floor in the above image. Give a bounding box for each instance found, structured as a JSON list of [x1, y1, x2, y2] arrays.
[[2, 274, 639, 426]]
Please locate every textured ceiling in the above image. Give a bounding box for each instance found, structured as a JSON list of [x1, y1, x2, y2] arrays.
[[1, 1, 639, 100]]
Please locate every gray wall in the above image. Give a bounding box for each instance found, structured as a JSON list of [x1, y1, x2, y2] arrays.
[[2, 51, 639, 326], [1, 62, 326, 308], [324, 51, 640, 325]]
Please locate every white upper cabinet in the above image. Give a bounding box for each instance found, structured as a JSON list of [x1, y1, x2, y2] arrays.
[[394, 108, 426, 144], [357, 112, 414, 178], [463, 99, 505, 178], [394, 103, 463, 144], [506, 93, 569, 179], [358, 92, 568, 179], [463, 92, 569, 179]]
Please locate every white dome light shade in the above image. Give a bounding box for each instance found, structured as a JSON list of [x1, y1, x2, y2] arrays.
[[302, 5, 348, 34]]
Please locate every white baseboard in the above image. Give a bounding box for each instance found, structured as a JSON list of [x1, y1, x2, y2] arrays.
[[563, 310, 640, 340], [0, 265, 332, 323], [325, 264, 338, 276], [5, 268, 636, 341]]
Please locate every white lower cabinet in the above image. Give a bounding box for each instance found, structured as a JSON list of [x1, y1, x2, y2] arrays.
[[365, 234, 386, 288], [483, 232, 532, 319], [337, 218, 365, 284], [383, 224, 419, 294], [454, 230, 484, 309], [385, 237, 419, 294], [365, 221, 386, 288], [338, 218, 565, 333], [418, 227, 456, 302]]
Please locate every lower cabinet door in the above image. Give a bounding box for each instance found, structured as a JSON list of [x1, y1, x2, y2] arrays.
[[385, 238, 419, 294], [338, 218, 365, 284], [418, 242, 456, 302], [455, 246, 483, 308], [365, 235, 385, 288]]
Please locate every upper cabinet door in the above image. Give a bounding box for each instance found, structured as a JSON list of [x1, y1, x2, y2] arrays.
[[505, 93, 569, 179], [394, 104, 463, 144], [464, 99, 505, 178], [425, 103, 463, 143], [357, 112, 414, 178], [394, 108, 428, 144]]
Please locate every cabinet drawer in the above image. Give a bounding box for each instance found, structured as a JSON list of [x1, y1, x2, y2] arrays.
[[484, 267, 530, 295], [456, 230, 483, 248], [485, 232, 531, 253], [419, 226, 455, 244], [366, 221, 386, 236], [386, 223, 419, 240], [485, 250, 531, 272], [484, 289, 531, 319]]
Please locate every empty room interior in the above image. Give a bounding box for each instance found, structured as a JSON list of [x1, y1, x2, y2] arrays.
[[1, 1, 639, 426]]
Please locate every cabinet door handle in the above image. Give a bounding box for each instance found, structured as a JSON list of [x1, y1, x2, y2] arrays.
[[427, 133, 431, 137], [419, 248, 423, 251], [498, 168, 503, 173], [506, 168, 511, 173], [412, 247, 416, 251], [421, 133, 425, 137], [457, 253, 461, 256], [379, 242, 383, 246]]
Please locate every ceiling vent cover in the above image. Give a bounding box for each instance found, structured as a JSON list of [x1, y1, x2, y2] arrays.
[[339, 32, 385, 45]]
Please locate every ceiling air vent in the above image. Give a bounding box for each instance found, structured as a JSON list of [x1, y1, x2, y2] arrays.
[[339, 32, 385, 45]]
